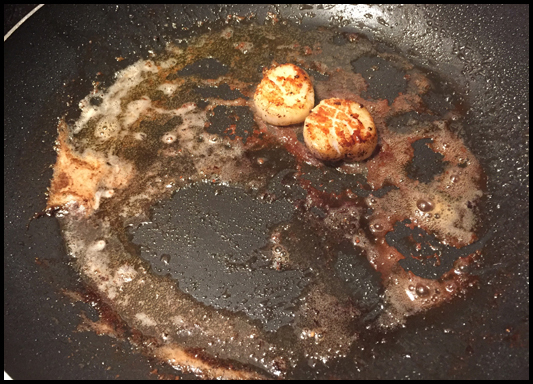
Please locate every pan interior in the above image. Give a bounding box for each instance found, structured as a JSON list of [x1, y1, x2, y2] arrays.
[[44, 17, 494, 379]]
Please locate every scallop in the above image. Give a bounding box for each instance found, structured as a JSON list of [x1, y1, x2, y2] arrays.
[[303, 98, 378, 162], [254, 63, 315, 126]]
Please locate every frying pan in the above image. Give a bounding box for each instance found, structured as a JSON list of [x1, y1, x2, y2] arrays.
[[4, 4, 528, 379]]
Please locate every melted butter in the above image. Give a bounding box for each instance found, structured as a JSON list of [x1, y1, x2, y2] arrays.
[[47, 20, 487, 379]]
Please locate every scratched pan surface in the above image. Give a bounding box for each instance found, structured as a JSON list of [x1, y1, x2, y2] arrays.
[[4, 4, 528, 379]]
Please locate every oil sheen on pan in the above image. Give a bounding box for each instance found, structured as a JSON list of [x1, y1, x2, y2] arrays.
[[44, 19, 487, 379]]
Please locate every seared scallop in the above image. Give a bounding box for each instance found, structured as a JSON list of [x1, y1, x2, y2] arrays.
[[254, 63, 314, 126], [303, 98, 378, 162]]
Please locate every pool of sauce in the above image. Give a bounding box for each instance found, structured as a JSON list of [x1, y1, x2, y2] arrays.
[[46, 19, 487, 379]]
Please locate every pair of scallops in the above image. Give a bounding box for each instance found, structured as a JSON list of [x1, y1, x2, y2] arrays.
[[253, 63, 377, 162]]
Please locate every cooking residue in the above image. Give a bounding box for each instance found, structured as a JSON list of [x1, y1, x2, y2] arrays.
[[46, 19, 486, 379]]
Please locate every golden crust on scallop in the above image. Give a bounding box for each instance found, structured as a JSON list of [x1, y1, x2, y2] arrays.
[[253, 63, 314, 126], [303, 98, 378, 162]]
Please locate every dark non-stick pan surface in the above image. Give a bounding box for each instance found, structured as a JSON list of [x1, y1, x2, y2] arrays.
[[4, 4, 528, 379]]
